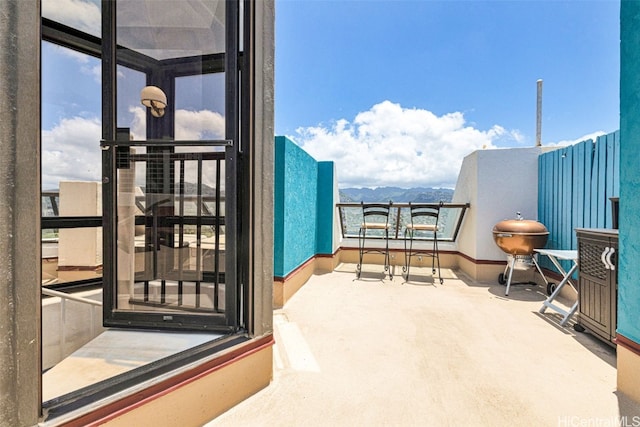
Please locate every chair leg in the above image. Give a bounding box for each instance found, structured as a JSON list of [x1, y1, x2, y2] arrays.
[[433, 232, 443, 284], [385, 227, 392, 280], [402, 229, 409, 280], [357, 227, 364, 278], [431, 235, 436, 274], [405, 229, 413, 282]]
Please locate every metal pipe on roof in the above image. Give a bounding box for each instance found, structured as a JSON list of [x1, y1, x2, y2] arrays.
[[536, 79, 543, 147]]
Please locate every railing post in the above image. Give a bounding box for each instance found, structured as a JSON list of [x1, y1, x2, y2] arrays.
[[60, 299, 66, 363], [336, 202, 470, 243], [394, 206, 402, 239]]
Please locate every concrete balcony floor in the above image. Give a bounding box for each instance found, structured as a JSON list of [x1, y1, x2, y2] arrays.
[[43, 329, 224, 402], [209, 264, 640, 426]]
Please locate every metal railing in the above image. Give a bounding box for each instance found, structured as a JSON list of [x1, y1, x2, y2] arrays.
[[337, 202, 470, 242], [41, 287, 103, 368], [112, 148, 227, 315], [40, 185, 226, 293], [42, 287, 102, 306]]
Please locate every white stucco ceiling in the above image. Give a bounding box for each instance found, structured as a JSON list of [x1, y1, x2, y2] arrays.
[[116, 0, 226, 60]]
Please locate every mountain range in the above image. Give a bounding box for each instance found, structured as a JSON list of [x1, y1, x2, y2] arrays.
[[339, 186, 454, 203]]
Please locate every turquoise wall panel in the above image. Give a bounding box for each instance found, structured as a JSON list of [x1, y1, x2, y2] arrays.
[[538, 131, 620, 274], [619, 1, 640, 344], [316, 162, 334, 255], [274, 136, 318, 277], [274, 137, 286, 276], [273, 136, 335, 277]]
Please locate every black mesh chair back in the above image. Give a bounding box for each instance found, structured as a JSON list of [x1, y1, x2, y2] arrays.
[[403, 202, 443, 284], [361, 203, 391, 231], [357, 201, 392, 279], [407, 205, 439, 234]]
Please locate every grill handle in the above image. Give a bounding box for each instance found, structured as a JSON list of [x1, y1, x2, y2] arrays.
[[496, 233, 513, 238]]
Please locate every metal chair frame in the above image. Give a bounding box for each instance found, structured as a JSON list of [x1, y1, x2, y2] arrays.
[[356, 202, 392, 279], [403, 202, 443, 284]]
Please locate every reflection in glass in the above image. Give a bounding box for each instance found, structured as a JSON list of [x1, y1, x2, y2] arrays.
[[175, 74, 225, 142], [116, 0, 225, 60], [42, 227, 103, 286], [118, 66, 147, 140], [42, 0, 101, 37], [115, 146, 225, 313], [42, 40, 104, 286], [42, 42, 102, 192], [107, 0, 232, 325]]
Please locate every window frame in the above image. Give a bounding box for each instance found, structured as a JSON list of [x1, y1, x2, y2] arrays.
[[40, 0, 262, 416]]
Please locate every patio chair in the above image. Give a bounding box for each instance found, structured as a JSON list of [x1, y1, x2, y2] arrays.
[[403, 202, 443, 284], [356, 201, 392, 279]]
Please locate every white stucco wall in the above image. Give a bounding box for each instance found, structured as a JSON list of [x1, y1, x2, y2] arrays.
[[42, 289, 105, 370], [58, 181, 103, 267], [453, 147, 559, 262]]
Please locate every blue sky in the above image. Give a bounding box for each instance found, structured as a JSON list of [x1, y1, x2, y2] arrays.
[[276, 0, 620, 188], [40, 0, 620, 190]]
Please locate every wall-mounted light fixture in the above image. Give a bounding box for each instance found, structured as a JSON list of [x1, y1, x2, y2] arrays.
[[140, 85, 167, 118]]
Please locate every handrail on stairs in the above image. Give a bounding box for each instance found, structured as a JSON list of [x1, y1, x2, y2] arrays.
[[42, 287, 102, 307]]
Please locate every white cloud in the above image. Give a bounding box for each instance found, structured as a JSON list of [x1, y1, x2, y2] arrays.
[[51, 43, 102, 84], [42, 0, 101, 36], [128, 106, 226, 159], [129, 106, 147, 141], [126, 106, 226, 142], [291, 101, 523, 189], [42, 109, 226, 191], [175, 109, 225, 140], [54, 45, 90, 64], [42, 116, 102, 190], [546, 131, 606, 147]]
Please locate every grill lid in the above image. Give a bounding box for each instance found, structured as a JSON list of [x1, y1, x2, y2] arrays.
[[492, 219, 548, 235], [492, 213, 549, 255]]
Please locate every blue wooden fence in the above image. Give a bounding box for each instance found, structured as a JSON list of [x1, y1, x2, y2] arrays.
[[537, 131, 619, 272]]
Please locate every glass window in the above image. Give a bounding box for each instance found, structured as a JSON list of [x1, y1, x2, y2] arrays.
[[40, 0, 252, 414], [42, 0, 101, 37], [338, 203, 468, 242], [118, 66, 147, 140], [114, 150, 226, 315], [42, 41, 103, 286], [175, 73, 225, 141], [116, 0, 225, 61], [42, 41, 102, 194], [105, 0, 235, 330]]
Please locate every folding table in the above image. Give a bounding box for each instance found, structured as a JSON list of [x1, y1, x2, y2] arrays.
[[535, 249, 579, 326]]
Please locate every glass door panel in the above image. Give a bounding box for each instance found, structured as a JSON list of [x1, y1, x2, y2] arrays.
[[102, 0, 237, 331], [115, 147, 226, 315]]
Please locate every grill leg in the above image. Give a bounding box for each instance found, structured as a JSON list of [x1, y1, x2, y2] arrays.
[[505, 256, 516, 296]]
